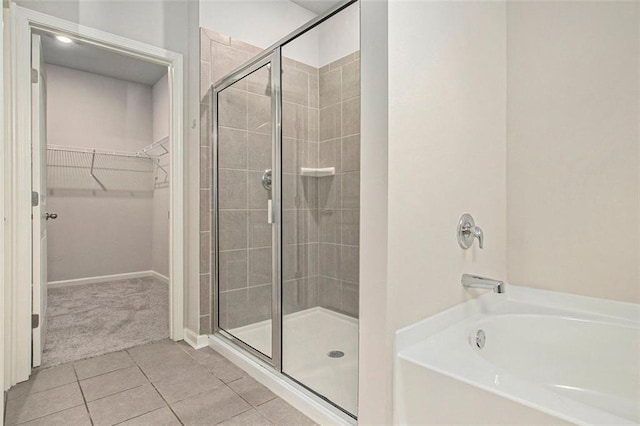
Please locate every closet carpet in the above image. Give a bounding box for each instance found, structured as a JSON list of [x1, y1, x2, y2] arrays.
[[42, 276, 169, 368]]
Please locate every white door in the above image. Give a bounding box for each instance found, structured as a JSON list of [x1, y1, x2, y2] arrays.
[[31, 34, 49, 367]]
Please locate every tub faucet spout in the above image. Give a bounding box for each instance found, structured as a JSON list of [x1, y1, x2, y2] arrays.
[[462, 274, 505, 294]]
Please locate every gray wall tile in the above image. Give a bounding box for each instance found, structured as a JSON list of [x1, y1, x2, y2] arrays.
[[319, 69, 341, 108], [218, 127, 248, 169], [342, 96, 360, 136], [218, 88, 247, 130], [318, 276, 341, 311], [318, 243, 340, 280], [341, 282, 359, 317], [342, 172, 360, 209], [200, 190, 210, 232], [341, 209, 360, 246], [247, 132, 271, 171], [248, 94, 272, 135], [219, 250, 247, 292], [283, 102, 309, 140], [319, 209, 341, 244], [200, 274, 211, 316], [210, 43, 250, 84], [218, 169, 247, 209], [247, 66, 271, 96], [319, 104, 341, 141], [248, 248, 272, 286], [248, 210, 272, 248], [319, 139, 341, 172], [341, 60, 360, 100], [341, 134, 360, 172], [218, 211, 247, 251], [340, 245, 359, 283], [200, 232, 211, 273], [283, 66, 309, 106]]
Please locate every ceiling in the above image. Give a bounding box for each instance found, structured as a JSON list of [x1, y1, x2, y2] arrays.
[[289, 0, 342, 15], [40, 33, 167, 86]]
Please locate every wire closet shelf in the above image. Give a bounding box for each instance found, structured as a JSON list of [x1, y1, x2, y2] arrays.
[[47, 137, 169, 192]]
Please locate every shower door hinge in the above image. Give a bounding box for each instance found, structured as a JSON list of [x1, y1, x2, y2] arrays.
[[32, 314, 39, 329], [32, 191, 39, 207], [31, 69, 38, 83]]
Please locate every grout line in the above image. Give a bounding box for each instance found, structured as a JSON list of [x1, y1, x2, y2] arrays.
[[128, 356, 185, 426], [11, 402, 87, 426]]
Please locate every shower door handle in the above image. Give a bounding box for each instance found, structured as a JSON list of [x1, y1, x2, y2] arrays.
[[267, 200, 275, 224]]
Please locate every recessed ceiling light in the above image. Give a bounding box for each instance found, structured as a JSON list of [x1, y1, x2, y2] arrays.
[[55, 35, 73, 44]]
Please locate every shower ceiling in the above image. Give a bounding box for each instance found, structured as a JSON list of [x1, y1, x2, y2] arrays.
[[289, 0, 342, 15]]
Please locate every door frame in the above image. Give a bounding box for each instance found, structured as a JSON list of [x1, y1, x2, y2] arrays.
[[8, 4, 184, 382], [211, 51, 282, 369]]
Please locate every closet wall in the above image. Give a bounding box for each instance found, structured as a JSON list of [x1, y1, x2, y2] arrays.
[[152, 74, 170, 278], [46, 64, 169, 283]]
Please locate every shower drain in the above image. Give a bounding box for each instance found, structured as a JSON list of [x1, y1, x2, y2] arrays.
[[328, 350, 345, 358]]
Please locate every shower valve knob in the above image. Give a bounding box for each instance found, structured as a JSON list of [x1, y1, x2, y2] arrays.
[[457, 213, 483, 249]]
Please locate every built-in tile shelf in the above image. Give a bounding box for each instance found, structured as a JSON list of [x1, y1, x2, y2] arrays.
[[300, 167, 336, 177]]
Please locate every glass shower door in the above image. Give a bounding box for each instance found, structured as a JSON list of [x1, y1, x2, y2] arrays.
[[280, 1, 361, 417], [214, 57, 278, 361]]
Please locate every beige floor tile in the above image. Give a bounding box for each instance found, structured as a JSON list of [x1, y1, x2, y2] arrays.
[[171, 385, 251, 425], [74, 351, 135, 380], [19, 405, 91, 426], [201, 356, 246, 383], [5, 382, 84, 425], [80, 365, 148, 402], [119, 407, 181, 426], [7, 364, 76, 400], [130, 344, 196, 382], [227, 377, 276, 407], [87, 384, 166, 426], [256, 398, 315, 426], [218, 409, 273, 426], [152, 364, 223, 403]]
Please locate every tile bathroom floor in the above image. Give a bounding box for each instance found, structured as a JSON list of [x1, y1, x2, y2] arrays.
[[4, 340, 315, 426]]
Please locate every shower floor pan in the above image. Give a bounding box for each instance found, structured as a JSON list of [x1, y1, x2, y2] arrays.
[[228, 307, 359, 416]]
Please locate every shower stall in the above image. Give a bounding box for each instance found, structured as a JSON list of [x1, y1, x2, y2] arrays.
[[210, 1, 360, 418]]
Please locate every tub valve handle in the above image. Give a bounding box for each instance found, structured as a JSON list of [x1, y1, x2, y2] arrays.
[[457, 213, 483, 249]]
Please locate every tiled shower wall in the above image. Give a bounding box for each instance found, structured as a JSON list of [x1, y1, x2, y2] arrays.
[[316, 53, 361, 318], [200, 29, 262, 334], [200, 28, 360, 334]]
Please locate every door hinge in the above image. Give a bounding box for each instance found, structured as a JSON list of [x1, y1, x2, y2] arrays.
[[32, 314, 39, 329], [31, 69, 38, 83], [32, 191, 39, 207]]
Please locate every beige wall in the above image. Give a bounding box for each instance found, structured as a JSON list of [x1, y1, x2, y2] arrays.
[[359, 2, 508, 423], [506, 1, 640, 303], [361, 2, 639, 423], [46, 65, 152, 153], [46, 65, 155, 282], [387, 0, 508, 329]]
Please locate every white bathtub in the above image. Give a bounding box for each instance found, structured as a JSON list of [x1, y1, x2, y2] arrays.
[[394, 286, 640, 425]]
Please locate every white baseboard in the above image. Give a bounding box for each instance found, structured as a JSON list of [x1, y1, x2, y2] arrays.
[[150, 270, 169, 284], [48, 270, 169, 288], [184, 328, 209, 349]]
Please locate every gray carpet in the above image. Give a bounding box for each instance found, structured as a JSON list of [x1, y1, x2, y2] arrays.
[[42, 276, 169, 367]]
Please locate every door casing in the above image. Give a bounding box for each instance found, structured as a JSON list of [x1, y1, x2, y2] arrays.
[[6, 4, 185, 385]]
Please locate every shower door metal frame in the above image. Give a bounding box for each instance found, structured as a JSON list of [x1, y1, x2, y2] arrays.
[[211, 0, 358, 417], [212, 51, 282, 368]]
